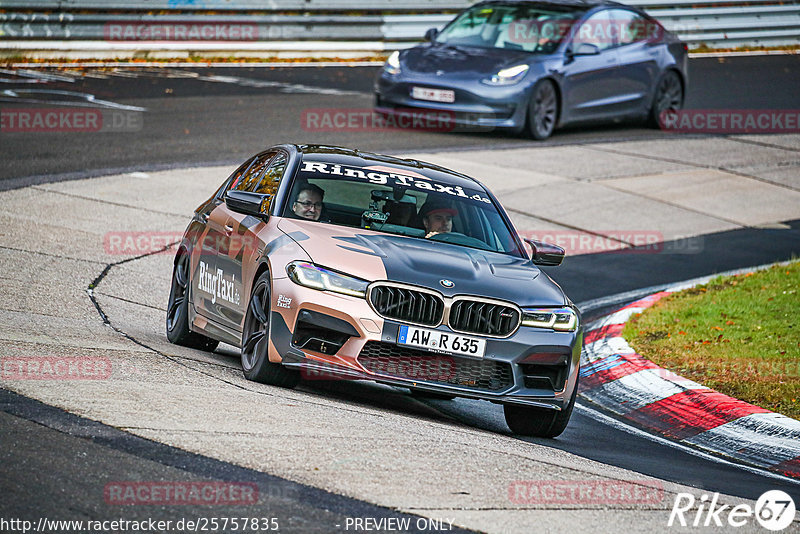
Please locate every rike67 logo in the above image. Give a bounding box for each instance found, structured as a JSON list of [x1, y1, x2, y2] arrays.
[[669, 490, 796, 531]]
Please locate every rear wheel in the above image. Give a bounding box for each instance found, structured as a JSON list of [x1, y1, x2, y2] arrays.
[[649, 70, 683, 129], [166, 252, 219, 352], [503, 377, 578, 438], [527, 79, 558, 140], [241, 271, 299, 388]]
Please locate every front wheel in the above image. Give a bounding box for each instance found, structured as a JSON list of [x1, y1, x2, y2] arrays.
[[503, 377, 578, 438], [165, 252, 219, 352], [527, 79, 558, 140], [241, 271, 299, 388], [649, 70, 683, 129]]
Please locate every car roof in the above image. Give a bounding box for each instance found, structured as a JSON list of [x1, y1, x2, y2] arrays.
[[295, 144, 489, 191], [472, 0, 625, 9]]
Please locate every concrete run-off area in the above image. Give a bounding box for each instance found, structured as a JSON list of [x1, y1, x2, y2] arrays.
[[0, 134, 799, 533]]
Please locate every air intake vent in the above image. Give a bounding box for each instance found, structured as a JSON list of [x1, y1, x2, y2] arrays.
[[358, 341, 513, 392], [369, 284, 444, 327], [449, 300, 520, 337]]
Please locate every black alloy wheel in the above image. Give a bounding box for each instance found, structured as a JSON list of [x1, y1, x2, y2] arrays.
[[241, 271, 299, 388], [528, 79, 558, 140], [166, 251, 219, 351], [650, 70, 683, 129]]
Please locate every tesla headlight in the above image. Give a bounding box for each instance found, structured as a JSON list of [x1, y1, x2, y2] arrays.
[[482, 64, 530, 85], [286, 261, 368, 298], [384, 51, 401, 75], [521, 307, 577, 331]]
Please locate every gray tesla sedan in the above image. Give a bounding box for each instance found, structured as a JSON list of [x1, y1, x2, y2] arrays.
[[375, 0, 688, 139]]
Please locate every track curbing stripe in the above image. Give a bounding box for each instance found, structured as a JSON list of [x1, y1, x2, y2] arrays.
[[578, 267, 800, 479]]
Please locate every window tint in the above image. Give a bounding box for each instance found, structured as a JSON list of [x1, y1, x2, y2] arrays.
[[230, 152, 275, 193], [609, 9, 658, 45], [281, 157, 524, 256], [252, 152, 287, 196], [436, 4, 580, 52], [571, 10, 614, 52], [217, 157, 255, 198]]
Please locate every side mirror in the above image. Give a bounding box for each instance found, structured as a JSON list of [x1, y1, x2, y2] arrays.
[[225, 190, 272, 220], [424, 27, 439, 42], [572, 43, 600, 56], [524, 238, 565, 266]]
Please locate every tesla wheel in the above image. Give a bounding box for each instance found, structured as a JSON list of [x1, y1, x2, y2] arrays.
[[649, 70, 683, 129], [503, 378, 578, 438], [241, 271, 299, 388], [166, 252, 219, 352], [527, 79, 558, 140]]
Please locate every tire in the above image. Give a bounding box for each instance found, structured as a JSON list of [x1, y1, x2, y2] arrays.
[[241, 271, 299, 388], [527, 79, 558, 140], [649, 70, 683, 129], [166, 251, 219, 352], [503, 376, 578, 438]]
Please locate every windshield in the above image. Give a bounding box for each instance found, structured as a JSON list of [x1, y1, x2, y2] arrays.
[[283, 157, 524, 256], [435, 4, 582, 53]]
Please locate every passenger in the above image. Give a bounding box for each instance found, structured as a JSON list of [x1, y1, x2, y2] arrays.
[[419, 198, 457, 238], [292, 183, 325, 221]]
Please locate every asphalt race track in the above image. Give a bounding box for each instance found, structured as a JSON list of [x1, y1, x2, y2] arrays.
[[1, 55, 799, 188], [1, 56, 799, 533]]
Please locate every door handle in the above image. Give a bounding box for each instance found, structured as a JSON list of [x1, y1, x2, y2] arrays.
[[224, 224, 234, 235]]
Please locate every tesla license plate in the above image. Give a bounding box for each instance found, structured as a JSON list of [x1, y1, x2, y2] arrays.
[[398, 325, 485, 358], [411, 86, 455, 103]]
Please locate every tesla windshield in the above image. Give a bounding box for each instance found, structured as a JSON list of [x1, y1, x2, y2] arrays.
[[283, 158, 524, 256], [435, 4, 582, 52]]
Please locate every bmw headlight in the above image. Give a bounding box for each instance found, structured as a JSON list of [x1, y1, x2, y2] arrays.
[[286, 261, 368, 298], [384, 51, 401, 76], [482, 64, 530, 86], [521, 307, 577, 331]]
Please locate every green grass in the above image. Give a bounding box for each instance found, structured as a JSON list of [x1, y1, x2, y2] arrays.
[[622, 261, 800, 420]]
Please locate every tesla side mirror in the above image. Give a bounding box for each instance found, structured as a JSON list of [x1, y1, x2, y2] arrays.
[[225, 190, 272, 220], [573, 43, 600, 56], [424, 28, 439, 42], [524, 238, 565, 266]]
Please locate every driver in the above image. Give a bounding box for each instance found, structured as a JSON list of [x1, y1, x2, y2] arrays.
[[291, 183, 325, 221], [419, 198, 457, 238]]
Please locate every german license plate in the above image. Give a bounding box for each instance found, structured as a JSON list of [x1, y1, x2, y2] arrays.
[[398, 325, 485, 358], [411, 86, 455, 103]]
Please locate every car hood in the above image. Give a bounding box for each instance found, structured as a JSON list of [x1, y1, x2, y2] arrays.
[[403, 43, 532, 77], [278, 219, 567, 307]]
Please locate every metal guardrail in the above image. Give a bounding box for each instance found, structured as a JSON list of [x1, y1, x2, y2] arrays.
[[2, 0, 472, 9], [0, 1, 798, 56]]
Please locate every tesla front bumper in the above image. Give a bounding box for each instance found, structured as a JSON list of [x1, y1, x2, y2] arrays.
[[374, 72, 530, 131]]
